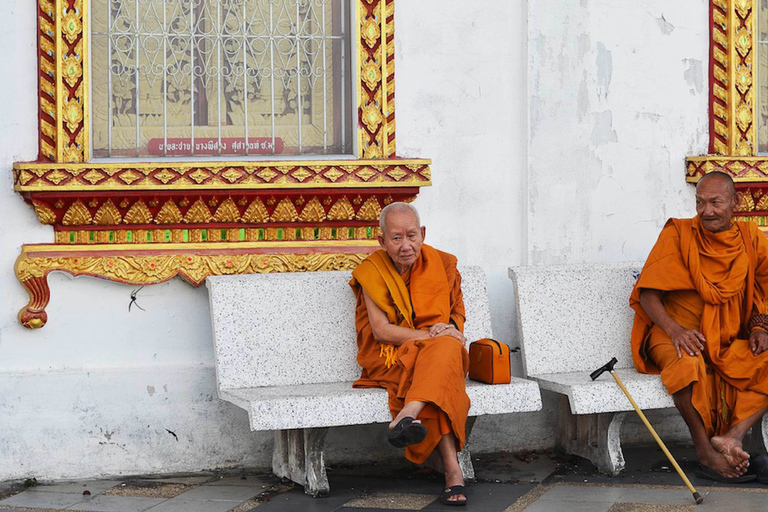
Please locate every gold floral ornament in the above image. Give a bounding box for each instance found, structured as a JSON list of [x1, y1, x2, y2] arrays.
[[362, 104, 384, 132], [734, 0, 752, 19], [734, 27, 752, 59], [362, 60, 382, 90], [61, 54, 81, 87], [63, 145, 84, 163], [61, 9, 82, 44], [736, 101, 753, 133], [63, 98, 84, 133], [362, 17, 381, 49]]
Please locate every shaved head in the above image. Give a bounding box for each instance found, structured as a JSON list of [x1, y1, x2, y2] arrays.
[[696, 171, 741, 232], [697, 171, 736, 199]]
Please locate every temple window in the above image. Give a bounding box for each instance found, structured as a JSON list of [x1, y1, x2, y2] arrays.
[[90, 0, 353, 159]]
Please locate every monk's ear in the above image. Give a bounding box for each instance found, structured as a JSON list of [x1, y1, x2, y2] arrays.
[[734, 191, 743, 210], [377, 234, 385, 248], [420, 226, 426, 241]]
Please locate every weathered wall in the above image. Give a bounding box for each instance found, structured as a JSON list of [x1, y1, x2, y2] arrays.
[[0, 0, 708, 482]]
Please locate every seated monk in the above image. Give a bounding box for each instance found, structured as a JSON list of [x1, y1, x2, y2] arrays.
[[349, 202, 470, 506], [630, 171, 768, 482]]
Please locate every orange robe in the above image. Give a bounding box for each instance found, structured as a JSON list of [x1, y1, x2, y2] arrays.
[[630, 216, 768, 436], [350, 244, 470, 464]]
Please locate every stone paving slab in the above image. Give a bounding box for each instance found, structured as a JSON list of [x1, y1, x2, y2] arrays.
[[29, 481, 122, 495], [70, 495, 166, 512], [0, 490, 89, 509]]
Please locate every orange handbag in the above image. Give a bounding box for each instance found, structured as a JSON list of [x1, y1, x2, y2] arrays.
[[468, 339, 511, 384]]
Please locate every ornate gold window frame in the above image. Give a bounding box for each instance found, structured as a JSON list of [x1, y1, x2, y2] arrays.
[[14, 0, 432, 328], [686, 0, 768, 227]]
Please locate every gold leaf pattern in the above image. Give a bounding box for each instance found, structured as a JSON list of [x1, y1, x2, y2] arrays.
[[124, 200, 153, 224], [271, 198, 299, 222], [155, 200, 183, 224], [93, 200, 122, 225], [33, 201, 57, 224], [328, 197, 355, 221], [183, 199, 213, 223], [83, 170, 105, 184], [356, 197, 381, 221], [213, 198, 241, 223], [242, 199, 270, 223], [298, 198, 327, 223], [62, 200, 92, 226]]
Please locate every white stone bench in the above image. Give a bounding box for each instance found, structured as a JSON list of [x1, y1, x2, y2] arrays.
[[509, 263, 672, 475], [207, 266, 542, 497], [510, 263, 768, 475]]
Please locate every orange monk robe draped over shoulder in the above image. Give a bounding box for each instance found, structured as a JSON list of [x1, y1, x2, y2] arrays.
[[630, 217, 768, 435], [349, 244, 470, 464]]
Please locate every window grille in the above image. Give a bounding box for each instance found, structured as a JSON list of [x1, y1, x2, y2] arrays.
[[91, 0, 352, 158]]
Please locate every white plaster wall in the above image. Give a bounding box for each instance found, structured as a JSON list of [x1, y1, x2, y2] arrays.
[[528, 0, 709, 265], [0, 0, 710, 482], [524, 0, 709, 445]]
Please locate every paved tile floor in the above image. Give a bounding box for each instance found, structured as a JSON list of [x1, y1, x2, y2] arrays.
[[1, 446, 767, 511]]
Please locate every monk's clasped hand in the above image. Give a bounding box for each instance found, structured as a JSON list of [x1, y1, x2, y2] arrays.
[[749, 328, 768, 356], [670, 326, 706, 359]]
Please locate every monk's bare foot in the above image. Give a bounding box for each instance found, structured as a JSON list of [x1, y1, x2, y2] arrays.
[[443, 467, 466, 504], [389, 401, 425, 430], [700, 450, 746, 479], [711, 435, 750, 473]]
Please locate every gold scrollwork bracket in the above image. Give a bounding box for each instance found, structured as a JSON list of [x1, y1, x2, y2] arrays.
[[15, 243, 373, 329]]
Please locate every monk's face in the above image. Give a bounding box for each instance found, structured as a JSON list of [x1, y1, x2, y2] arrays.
[[378, 210, 426, 272], [696, 177, 741, 233]]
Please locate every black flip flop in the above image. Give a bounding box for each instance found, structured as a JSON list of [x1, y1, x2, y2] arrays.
[[695, 464, 756, 483], [439, 485, 467, 506], [387, 416, 427, 448]]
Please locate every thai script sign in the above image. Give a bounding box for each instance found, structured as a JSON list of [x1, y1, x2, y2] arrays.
[[147, 137, 284, 156]]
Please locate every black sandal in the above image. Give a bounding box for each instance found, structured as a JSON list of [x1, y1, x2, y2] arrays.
[[439, 485, 467, 506], [387, 417, 427, 448]]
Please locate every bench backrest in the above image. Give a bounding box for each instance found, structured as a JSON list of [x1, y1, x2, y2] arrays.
[[509, 263, 643, 376], [207, 266, 491, 390]]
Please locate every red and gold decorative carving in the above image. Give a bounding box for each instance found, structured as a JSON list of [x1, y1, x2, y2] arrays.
[[709, 0, 756, 156], [15, 0, 430, 328], [358, 0, 395, 159], [15, 243, 370, 329], [691, 0, 768, 229]]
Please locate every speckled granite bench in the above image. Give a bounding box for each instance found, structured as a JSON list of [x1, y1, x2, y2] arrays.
[[509, 263, 675, 476], [207, 267, 542, 497]]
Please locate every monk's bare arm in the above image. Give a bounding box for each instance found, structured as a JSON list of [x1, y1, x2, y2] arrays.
[[362, 290, 431, 346], [639, 288, 705, 358]]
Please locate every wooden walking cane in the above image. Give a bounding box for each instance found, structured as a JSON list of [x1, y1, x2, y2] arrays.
[[590, 357, 703, 505]]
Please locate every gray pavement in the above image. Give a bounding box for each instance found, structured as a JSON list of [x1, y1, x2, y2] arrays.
[[1, 445, 767, 511]]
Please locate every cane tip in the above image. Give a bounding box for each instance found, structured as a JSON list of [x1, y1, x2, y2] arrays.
[[693, 491, 703, 504]]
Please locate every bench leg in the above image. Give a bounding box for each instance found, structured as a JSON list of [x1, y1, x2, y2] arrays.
[[272, 428, 330, 498], [746, 414, 768, 456], [423, 416, 477, 483], [555, 396, 627, 476]]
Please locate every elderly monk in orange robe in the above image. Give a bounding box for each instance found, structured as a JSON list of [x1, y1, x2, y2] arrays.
[[350, 202, 470, 505], [630, 171, 768, 482]]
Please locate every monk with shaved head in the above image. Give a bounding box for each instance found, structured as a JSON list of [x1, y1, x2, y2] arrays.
[[350, 202, 470, 505], [631, 171, 768, 482]]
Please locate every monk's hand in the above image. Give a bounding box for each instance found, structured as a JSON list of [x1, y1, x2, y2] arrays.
[[429, 322, 452, 337], [750, 328, 768, 355], [670, 325, 705, 358]]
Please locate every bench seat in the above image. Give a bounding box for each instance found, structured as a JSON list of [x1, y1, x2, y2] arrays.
[[222, 378, 542, 431], [208, 267, 541, 496], [531, 370, 672, 415]]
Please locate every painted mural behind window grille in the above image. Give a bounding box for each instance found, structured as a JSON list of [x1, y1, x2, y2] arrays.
[[91, 0, 352, 158]]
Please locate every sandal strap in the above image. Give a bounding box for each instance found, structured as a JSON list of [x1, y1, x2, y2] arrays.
[[443, 485, 466, 495]]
